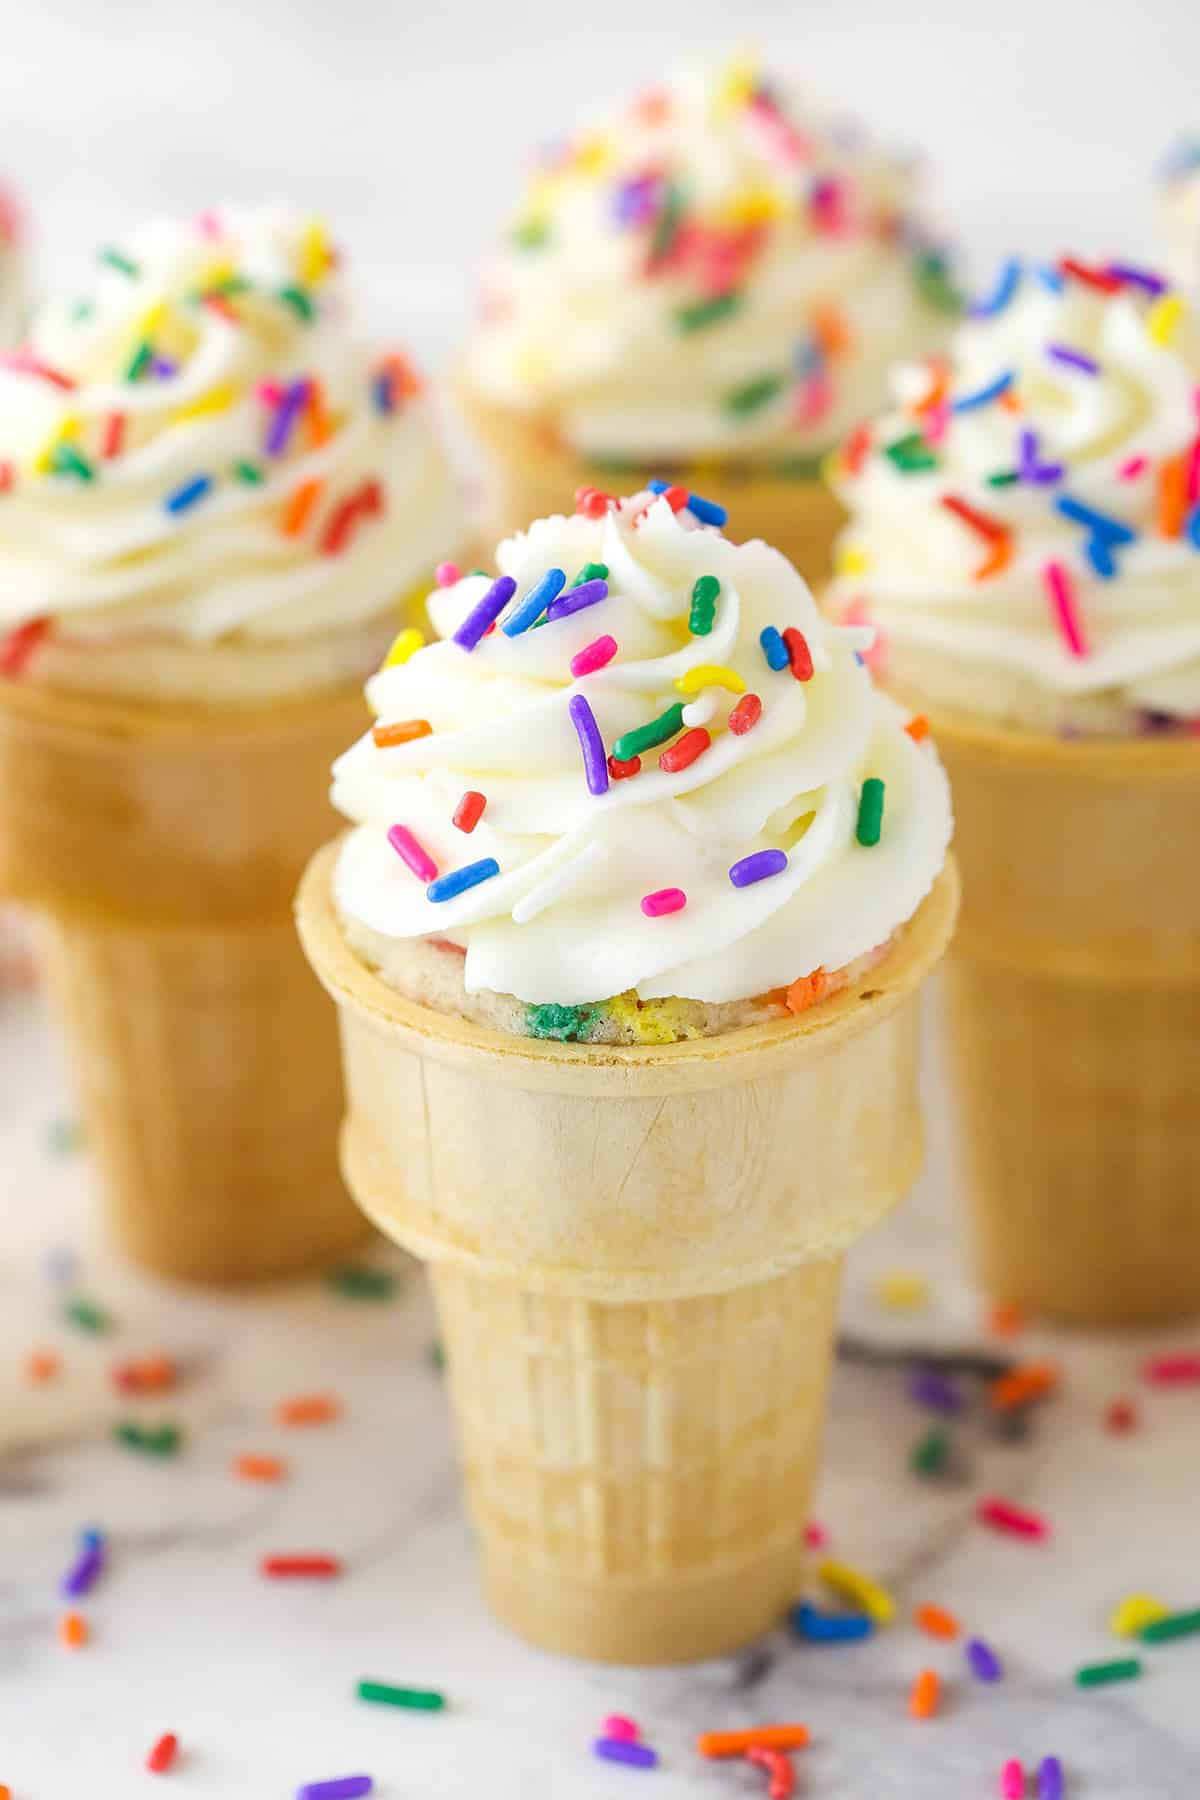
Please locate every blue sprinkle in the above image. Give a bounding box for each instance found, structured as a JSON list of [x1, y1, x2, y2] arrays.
[[1035, 265, 1066, 294], [686, 490, 728, 527], [1187, 503, 1200, 550], [1085, 536, 1117, 579], [1054, 496, 1136, 545], [970, 258, 1021, 318], [426, 858, 500, 904], [647, 478, 670, 494], [371, 370, 395, 414], [790, 1601, 874, 1643], [502, 567, 566, 637], [164, 474, 213, 515], [951, 370, 1015, 414], [453, 575, 517, 651], [759, 626, 789, 672]]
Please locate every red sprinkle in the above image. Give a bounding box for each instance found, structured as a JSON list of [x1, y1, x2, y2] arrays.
[[782, 628, 814, 682], [102, 413, 126, 460], [574, 486, 613, 519], [1059, 256, 1121, 293], [746, 1746, 795, 1800], [260, 1554, 342, 1579], [728, 693, 763, 735], [608, 753, 641, 781], [452, 791, 487, 834], [3, 351, 76, 390], [658, 726, 711, 772], [112, 1354, 175, 1395], [1143, 1352, 1200, 1387], [941, 494, 1008, 542], [0, 616, 50, 678], [1105, 1397, 1139, 1433], [842, 421, 872, 475], [320, 479, 385, 555], [662, 484, 690, 512], [977, 1497, 1048, 1540], [146, 1733, 179, 1775]]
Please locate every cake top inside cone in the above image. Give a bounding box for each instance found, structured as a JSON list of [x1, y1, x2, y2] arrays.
[[329, 488, 952, 1034], [0, 206, 464, 702], [830, 255, 1200, 737], [465, 53, 958, 464]]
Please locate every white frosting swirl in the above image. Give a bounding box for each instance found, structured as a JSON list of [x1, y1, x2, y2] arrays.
[[466, 58, 955, 462], [0, 207, 464, 700], [332, 494, 951, 1006], [831, 261, 1200, 732]]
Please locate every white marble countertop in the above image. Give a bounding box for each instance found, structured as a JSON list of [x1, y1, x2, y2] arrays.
[[4, 976, 1200, 1799]]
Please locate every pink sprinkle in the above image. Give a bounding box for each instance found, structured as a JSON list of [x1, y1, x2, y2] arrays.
[[256, 380, 284, 408], [978, 1496, 1049, 1540], [641, 888, 686, 918], [1117, 455, 1148, 481], [842, 596, 888, 675], [794, 371, 833, 427], [387, 824, 438, 884], [602, 1716, 641, 1743], [195, 209, 223, 239], [1043, 560, 1089, 658], [923, 401, 950, 445], [1143, 1352, 1200, 1386], [1187, 437, 1200, 505], [436, 561, 461, 587], [1001, 1759, 1025, 1800], [570, 635, 618, 678], [804, 1521, 827, 1548]]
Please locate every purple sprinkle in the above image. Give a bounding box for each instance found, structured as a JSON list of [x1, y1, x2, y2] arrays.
[[729, 849, 788, 888], [1018, 428, 1064, 486], [152, 357, 178, 378], [1047, 344, 1100, 376], [907, 1366, 964, 1415], [1107, 262, 1168, 296], [264, 378, 309, 457], [453, 575, 517, 652], [61, 1541, 104, 1599], [295, 1781, 373, 1800], [544, 577, 608, 622], [966, 1636, 1003, 1683], [593, 1739, 658, 1770], [568, 693, 609, 796], [613, 174, 662, 228], [1037, 1755, 1065, 1800]]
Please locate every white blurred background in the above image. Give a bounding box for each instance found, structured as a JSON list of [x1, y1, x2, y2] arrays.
[[3, 0, 1198, 363]]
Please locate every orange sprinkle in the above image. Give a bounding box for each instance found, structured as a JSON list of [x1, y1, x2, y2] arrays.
[[59, 1611, 88, 1649], [276, 1393, 340, 1427], [1158, 453, 1189, 538], [988, 1360, 1060, 1412], [234, 1453, 286, 1483], [25, 1348, 60, 1384], [1, 1782, 11, 1798], [988, 1300, 1026, 1337], [915, 1603, 960, 1640], [909, 1668, 941, 1719], [786, 968, 827, 1015], [698, 1727, 810, 1758], [913, 360, 949, 416], [112, 1353, 175, 1395], [810, 302, 852, 358], [904, 714, 931, 743], [371, 718, 433, 750], [974, 535, 1013, 581], [841, 422, 872, 475], [281, 477, 323, 538], [306, 376, 334, 447], [997, 387, 1022, 412], [381, 351, 422, 401]]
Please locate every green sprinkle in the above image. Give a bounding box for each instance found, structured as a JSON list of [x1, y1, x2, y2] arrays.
[[571, 562, 608, 586], [689, 574, 720, 636], [987, 470, 1020, 487], [234, 460, 265, 484], [64, 1296, 112, 1334], [649, 181, 685, 262], [723, 372, 785, 418], [525, 1002, 597, 1042], [910, 1426, 951, 1477], [885, 432, 938, 473], [71, 299, 94, 323], [46, 1117, 83, 1156], [327, 1265, 398, 1302], [125, 339, 153, 383], [52, 443, 95, 483], [1140, 1608, 1200, 1644], [914, 249, 965, 316], [277, 284, 315, 321], [511, 218, 550, 250], [856, 778, 885, 847], [426, 1340, 445, 1373], [358, 1680, 446, 1711], [613, 703, 686, 763], [100, 247, 140, 278], [675, 291, 742, 333], [770, 452, 826, 482], [1075, 1657, 1143, 1687], [211, 275, 252, 296], [114, 1421, 182, 1457]]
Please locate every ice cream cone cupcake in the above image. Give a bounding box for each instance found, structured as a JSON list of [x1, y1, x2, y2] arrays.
[[458, 55, 959, 582], [297, 487, 956, 1661], [0, 206, 469, 1282], [830, 255, 1200, 1327]]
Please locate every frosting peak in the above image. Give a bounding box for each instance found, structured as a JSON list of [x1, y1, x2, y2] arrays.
[[332, 491, 952, 1006]]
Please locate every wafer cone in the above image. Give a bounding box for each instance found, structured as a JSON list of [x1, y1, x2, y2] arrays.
[[922, 706, 1200, 1326], [298, 843, 958, 1661], [0, 677, 369, 1282], [456, 370, 845, 584]]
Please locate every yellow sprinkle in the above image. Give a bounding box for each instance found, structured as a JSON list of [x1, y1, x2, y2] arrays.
[[1110, 1594, 1170, 1638], [32, 414, 77, 476], [719, 185, 785, 229], [1147, 293, 1185, 347], [874, 1271, 929, 1311], [571, 134, 613, 177], [675, 664, 745, 696], [299, 219, 331, 288], [382, 627, 425, 670], [836, 546, 871, 577], [818, 1559, 895, 1625], [134, 300, 168, 339], [173, 382, 237, 424], [713, 51, 760, 117]]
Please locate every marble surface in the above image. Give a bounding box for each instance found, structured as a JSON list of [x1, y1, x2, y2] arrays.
[[3, 975, 1200, 1799]]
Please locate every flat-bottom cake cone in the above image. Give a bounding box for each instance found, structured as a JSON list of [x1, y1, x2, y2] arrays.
[[298, 842, 958, 1661], [0, 676, 370, 1283], [457, 373, 845, 584], [918, 704, 1200, 1327]]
